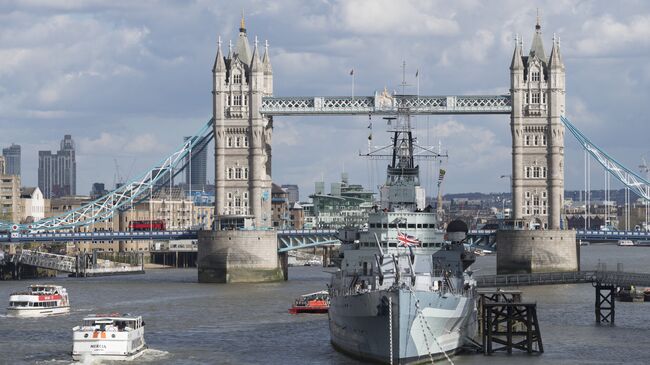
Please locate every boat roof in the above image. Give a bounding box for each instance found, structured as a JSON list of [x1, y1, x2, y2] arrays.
[[301, 290, 328, 297], [84, 314, 142, 321], [29, 284, 63, 288]]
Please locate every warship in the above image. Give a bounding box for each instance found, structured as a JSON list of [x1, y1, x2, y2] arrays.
[[328, 107, 477, 364]]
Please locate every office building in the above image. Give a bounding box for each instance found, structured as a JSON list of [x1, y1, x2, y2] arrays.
[[2, 143, 21, 177], [38, 135, 77, 199], [184, 136, 208, 191]]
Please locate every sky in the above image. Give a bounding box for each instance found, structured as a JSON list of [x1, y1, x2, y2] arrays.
[[1, 0, 650, 200]]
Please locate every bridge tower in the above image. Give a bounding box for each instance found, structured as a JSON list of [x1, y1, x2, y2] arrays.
[[499, 19, 576, 275], [198, 16, 282, 283], [213, 16, 274, 225], [510, 19, 565, 230]]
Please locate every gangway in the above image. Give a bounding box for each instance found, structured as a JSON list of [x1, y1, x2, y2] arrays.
[[9, 249, 76, 273], [3, 249, 145, 277]]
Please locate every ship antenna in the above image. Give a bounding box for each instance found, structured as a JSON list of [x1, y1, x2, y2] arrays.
[[401, 60, 407, 95]]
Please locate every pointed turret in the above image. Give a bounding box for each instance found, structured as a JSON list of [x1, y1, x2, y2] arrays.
[[510, 35, 524, 71], [250, 36, 261, 72], [548, 35, 564, 69], [262, 40, 272, 75], [529, 17, 546, 62], [213, 36, 226, 73], [234, 12, 252, 65]]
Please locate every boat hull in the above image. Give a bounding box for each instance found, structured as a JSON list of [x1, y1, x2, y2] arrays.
[[329, 289, 475, 364], [71, 346, 146, 361], [6, 306, 70, 318], [72, 327, 146, 361]]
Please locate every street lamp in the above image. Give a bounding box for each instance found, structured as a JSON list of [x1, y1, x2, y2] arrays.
[[499, 175, 512, 216]]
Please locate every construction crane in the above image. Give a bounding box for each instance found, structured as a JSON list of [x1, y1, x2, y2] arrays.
[[640, 156, 649, 178]]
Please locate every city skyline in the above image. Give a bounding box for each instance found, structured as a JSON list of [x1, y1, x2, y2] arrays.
[[1, 1, 650, 198]]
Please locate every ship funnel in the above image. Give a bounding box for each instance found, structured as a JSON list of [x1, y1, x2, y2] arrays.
[[446, 220, 468, 243]]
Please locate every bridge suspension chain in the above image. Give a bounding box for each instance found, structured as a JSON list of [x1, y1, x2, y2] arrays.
[[562, 116, 650, 202], [0, 119, 215, 232]]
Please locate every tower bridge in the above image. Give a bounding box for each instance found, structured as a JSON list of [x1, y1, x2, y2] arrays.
[[3, 17, 650, 282]]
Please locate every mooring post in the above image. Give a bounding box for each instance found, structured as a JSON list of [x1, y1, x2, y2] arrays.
[[595, 282, 615, 325]]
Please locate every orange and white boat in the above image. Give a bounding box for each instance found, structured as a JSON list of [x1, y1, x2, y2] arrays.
[[72, 314, 146, 361], [7, 285, 70, 318], [288, 290, 330, 314]]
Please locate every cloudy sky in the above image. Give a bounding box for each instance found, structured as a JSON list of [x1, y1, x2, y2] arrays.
[[1, 0, 650, 200]]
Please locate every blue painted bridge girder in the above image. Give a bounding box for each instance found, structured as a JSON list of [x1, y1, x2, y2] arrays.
[[0, 229, 341, 252], [467, 229, 650, 245]]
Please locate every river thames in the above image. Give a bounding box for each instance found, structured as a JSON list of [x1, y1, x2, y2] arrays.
[[1, 243, 649, 364]]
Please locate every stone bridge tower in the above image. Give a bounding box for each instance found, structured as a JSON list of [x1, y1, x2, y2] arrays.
[[510, 19, 565, 230], [198, 17, 282, 283], [499, 19, 576, 275], [212, 16, 274, 227]]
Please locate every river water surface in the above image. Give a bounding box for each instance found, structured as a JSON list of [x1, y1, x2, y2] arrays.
[[1, 243, 649, 364]]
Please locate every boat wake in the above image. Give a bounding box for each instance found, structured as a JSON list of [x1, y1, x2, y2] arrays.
[[37, 349, 169, 364], [138, 348, 170, 362]]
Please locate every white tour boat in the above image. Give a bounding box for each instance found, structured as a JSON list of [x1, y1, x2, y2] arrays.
[[72, 314, 146, 361], [7, 285, 70, 317]]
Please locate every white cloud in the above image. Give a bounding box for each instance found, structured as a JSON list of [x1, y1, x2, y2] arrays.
[[574, 14, 650, 57]]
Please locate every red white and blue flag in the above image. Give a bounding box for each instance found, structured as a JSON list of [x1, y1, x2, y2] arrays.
[[397, 231, 421, 247]]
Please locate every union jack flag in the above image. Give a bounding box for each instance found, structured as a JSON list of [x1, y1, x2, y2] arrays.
[[397, 231, 421, 247]]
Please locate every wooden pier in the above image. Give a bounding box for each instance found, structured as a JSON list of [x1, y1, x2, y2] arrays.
[[478, 290, 543, 355], [475, 269, 650, 325]]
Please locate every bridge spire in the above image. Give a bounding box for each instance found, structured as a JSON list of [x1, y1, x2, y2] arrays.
[[251, 36, 261, 72], [262, 39, 272, 74], [510, 34, 524, 71], [240, 9, 246, 33], [213, 36, 226, 73], [549, 33, 564, 69], [529, 12, 546, 61]]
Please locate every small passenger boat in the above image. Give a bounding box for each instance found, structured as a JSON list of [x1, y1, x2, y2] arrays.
[[288, 291, 330, 314], [7, 285, 70, 317], [72, 314, 146, 361]]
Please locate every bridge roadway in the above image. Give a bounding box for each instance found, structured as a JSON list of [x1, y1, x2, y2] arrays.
[[260, 94, 512, 116], [3, 228, 648, 247], [467, 229, 650, 244], [0, 229, 340, 252], [475, 270, 650, 288]]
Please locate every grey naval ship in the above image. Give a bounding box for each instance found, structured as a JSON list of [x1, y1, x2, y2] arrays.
[[328, 108, 477, 364]]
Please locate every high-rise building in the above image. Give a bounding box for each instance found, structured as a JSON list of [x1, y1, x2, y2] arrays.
[[0, 156, 5, 175], [38, 135, 77, 199], [281, 184, 299, 204], [90, 183, 108, 199], [184, 136, 208, 192], [2, 144, 21, 177]]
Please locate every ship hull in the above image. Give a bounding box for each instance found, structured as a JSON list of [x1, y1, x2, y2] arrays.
[[329, 289, 474, 364]]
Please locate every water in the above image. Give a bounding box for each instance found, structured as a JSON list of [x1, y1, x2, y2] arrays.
[[1, 243, 649, 364]]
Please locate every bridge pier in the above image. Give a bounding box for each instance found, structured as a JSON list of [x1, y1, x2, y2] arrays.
[[197, 230, 283, 283], [496, 229, 578, 274]]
